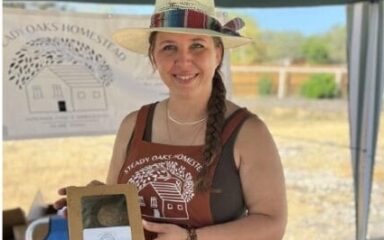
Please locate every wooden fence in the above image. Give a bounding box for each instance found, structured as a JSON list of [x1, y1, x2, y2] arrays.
[[231, 65, 348, 98]]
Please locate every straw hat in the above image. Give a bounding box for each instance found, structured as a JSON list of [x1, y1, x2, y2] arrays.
[[112, 0, 252, 54]]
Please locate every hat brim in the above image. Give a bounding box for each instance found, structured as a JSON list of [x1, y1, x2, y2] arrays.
[[112, 27, 253, 55]]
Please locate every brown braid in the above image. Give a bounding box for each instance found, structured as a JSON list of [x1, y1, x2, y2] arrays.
[[195, 68, 226, 192], [194, 37, 226, 192], [148, 32, 226, 192]]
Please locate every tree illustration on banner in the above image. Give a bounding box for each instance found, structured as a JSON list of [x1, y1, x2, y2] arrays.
[[8, 37, 113, 89]]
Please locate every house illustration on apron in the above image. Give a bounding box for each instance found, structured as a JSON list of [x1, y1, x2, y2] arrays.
[[140, 176, 189, 220]]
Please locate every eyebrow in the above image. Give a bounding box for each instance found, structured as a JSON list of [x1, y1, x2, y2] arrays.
[[158, 38, 208, 45], [191, 38, 207, 42], [158, 40, 175, 45]]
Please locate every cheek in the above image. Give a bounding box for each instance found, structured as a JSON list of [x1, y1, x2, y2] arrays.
[[201, 54, 220, 73], [153, 54, 170, 71]]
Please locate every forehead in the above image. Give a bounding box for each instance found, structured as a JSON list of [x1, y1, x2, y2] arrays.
[[155, 32, 214, 43]]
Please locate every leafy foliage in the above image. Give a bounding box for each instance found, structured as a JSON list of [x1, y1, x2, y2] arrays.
[[227, 13, 346, 66], [323, 25, 347, 64], [300, 74, 340, 99], [8, 37, 113, 89], [300, 37, 330, 64], [260, 31, 306, 64], [297, 25, 347, 65], [257, 75, 273, 95]]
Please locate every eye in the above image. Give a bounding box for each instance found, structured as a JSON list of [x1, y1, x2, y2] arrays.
[[191, 43, 204, 49], [162, 44, 177, 51]]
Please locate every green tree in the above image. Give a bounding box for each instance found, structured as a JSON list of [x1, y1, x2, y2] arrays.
[[301, 36, 330, 64], [261, 30, 305, 64], [324, 25, 347, 64]]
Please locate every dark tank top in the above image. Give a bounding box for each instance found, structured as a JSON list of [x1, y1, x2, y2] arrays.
[[118, 103, 251, 238]]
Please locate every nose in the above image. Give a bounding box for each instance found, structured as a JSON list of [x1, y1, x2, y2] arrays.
[[174, 48, 192, 66]]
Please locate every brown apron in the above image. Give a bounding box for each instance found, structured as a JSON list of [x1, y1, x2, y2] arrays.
[[118, 103, 250, 239]]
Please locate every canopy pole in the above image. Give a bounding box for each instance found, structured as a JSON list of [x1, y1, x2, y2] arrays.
[[347, 1, 384, 239]]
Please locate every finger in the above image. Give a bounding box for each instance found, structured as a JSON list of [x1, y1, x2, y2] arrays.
[[142, 220, 169, 234], [87, 180, 105, 186], [53, 197, 67, 210], [57, 187, 67, 195], [57, 185, 76, 195]]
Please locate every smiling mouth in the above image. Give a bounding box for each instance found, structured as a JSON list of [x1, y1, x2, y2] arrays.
[[173, 74, 199, 82]]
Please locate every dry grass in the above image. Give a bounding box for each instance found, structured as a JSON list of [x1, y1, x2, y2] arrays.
[[3, 97, 384, 239], [3, 136, 114, 212]]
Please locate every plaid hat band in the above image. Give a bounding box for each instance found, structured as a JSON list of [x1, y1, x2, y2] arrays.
[[112, 1, 252, 55], [150, 9, 244, 36]]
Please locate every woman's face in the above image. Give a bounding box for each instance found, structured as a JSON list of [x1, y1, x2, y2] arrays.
[[151, 32, 222, 99]]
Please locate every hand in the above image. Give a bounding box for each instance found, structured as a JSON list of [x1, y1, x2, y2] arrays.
[[53, 186, 70, 218], [142, 220, 189, 240], [53, 180, 105, 218]]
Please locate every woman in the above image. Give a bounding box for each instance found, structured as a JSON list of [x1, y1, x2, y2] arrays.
[[55, 0, 287, 239]]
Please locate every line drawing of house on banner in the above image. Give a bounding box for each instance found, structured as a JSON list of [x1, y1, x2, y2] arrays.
[[7, 37, 114, 114], [141, 179, 189, 220], [26, 64, 107, 113]]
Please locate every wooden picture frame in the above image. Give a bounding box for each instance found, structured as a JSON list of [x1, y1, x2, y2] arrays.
[[67, 184, 144, 240]]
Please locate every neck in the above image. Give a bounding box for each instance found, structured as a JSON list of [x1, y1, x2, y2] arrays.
[[167, 108, 207, 125], [167, 96, 208, 124]]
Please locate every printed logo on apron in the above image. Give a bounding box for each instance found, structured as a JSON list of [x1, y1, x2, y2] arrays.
[[126, 154, 201, 221]]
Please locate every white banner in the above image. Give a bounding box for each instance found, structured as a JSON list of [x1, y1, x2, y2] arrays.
[[3, 8, 232, 140]]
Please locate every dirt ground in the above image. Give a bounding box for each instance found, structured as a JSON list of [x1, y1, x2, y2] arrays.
[[3, 96, 384, 240]]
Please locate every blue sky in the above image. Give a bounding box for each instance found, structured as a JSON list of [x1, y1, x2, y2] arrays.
[[61, 3, 346, 36], [229, 6, 346, 36]]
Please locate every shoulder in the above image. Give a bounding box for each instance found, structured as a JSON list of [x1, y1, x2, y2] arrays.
[[236, 117, 280, 173], [118, 110, 139, 133], [228, 102, 278, 163], [242, 114, 268, 135], [237, 114, 274, 150], [225, 100, 266, 134], [118, 102, 156, 131], [225, 100, 265, 130], [117, 101, 160, 137]]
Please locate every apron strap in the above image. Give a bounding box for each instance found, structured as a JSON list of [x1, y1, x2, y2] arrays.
[[131, 103, 157, 146], [118, 103, 157, 184], [207, 108, 252, 185], [220, 108, 252, 145]]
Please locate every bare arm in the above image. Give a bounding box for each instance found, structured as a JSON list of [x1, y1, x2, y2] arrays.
[[197, 116, 287, 239], [105, 111, 138, 184]]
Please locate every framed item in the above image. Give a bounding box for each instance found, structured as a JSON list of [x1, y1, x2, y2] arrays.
[[67, 184, 144, 240]]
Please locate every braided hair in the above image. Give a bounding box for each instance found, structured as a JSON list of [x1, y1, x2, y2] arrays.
[[148, 33, 226, 192]]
